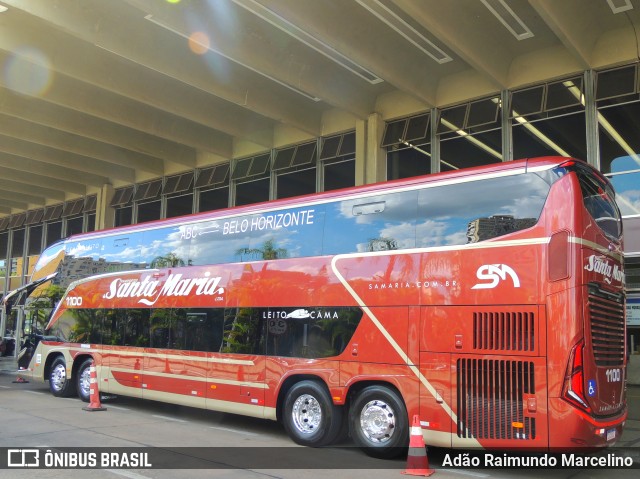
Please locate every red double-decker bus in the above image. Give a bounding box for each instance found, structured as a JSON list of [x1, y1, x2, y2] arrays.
[[15, 156, 626, 457]]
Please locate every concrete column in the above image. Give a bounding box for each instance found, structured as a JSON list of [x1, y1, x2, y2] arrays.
[[95, 183, 115, 231], [501, 89, 512, 161], [365, 113, 386, 184], [354, 119, 367, 186], [584, 70, 600, 169]]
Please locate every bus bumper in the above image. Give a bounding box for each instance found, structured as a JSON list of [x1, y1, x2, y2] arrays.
[[548, 397, 627, 450]]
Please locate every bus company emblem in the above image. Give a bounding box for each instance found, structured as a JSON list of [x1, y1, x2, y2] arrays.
[[584, 254, 624, 285], [102, 273, 225, 306], [471, 264, 521, 290]]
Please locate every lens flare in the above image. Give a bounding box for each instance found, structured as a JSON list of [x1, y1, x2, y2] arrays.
[[3, 47, 53, 97], [188, 31, 210, 55]]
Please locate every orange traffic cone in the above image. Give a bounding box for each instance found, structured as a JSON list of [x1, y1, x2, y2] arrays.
[[82, 362, 106, 412], [402, 414, 434, 476], [13, 367, 29, 383]]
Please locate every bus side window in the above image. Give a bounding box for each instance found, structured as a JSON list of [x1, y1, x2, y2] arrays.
[[184, 309, 224, 352], [323, 191, 417, 255], [170, 309, 187, 350], [124, 309, 150, 348], [221, 308, 266, 355], [150, 309, 172, 349]]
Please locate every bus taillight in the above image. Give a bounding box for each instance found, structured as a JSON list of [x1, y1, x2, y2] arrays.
[[562, 340, 592, 413]]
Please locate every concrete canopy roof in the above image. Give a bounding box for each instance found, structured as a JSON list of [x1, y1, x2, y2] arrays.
[[1, 0, 639, 216]]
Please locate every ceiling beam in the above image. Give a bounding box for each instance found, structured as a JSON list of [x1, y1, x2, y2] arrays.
[[2, 0, 323, 136], [0, 84, 200, 168], [0, 141, 117, 187], [392, 0, 509, 89], [0, 165, 86, 196], [0, 152, 110, 187], [0, 52, 213, 163], [0, 197, 29, 211], [0, 16, 274, 147], [0, 115, 165, 176], [127, 0, 377, 118], [0, 136, 135, 185], [528, 0, 595, 68], [252, 0, 439, 106], [0, 190, 45, 206], [0, 179, 66, 202]]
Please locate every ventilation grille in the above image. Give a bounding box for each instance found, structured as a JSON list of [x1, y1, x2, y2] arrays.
[[473, 311, 535, 351], [589, 290, 625, 366], [457, 359, 536, 440]]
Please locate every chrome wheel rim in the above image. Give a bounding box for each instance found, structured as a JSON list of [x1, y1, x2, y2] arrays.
[[50, 363, 67, 392], [359, 399, 396, 443], [79, 366, 91, 398], [291, 394, 322, 435]]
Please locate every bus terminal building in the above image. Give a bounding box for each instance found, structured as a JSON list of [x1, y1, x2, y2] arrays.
[[0, 1, 639, 377]]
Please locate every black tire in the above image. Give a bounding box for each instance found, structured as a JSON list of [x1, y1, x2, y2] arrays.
[[282, 380, 344, 447], [48, 357, 77, 398], [76, 358, 94, 403], [349, 385, 409, 459]]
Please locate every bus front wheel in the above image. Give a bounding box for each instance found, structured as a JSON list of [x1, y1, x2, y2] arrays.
[[282, 380, 344, 447], [349, 385, 409, 459], [48, 357, 77, 398]]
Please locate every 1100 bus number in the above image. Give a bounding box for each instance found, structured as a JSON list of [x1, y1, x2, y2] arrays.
[[65, 296, 83, 306], [605, 368, 622, 383]]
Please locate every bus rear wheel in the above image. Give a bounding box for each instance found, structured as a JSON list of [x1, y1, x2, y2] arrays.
[[49, 357, 77, 398], [282, 380, 343, 447], [349, 385, 408, 459], [76, 358, 94, 402]]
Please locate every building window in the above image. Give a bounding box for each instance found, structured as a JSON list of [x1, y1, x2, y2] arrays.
[[134, 179, 162, 224], [274, 142, 318, 199], [596, 65, 640, 217], [236, 178, 270, 206], [26, 224, 43, 279], [199, 187, 229, 212], [0, 232, 8, 294], [232, 153, 271, 206], [321, 132, 356, 189], [196, 164, 230, 212], [111, 186, 135, 227], [137, 200, 162, 223], [164, 172, 194, 218], [114, 207, 133, 227], [383, 114, 431, 179], [46, 221, 63, 247], [66, 216, 84, 237], [511, 76, 586, 161], [438, 96, 503, 171], [324, 157, 355, 191], [10, 228, 25, 289], [277, 167, 317, 199]]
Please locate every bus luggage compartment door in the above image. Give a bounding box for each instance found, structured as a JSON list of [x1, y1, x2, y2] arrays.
[[419, 352, 453, 448]]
